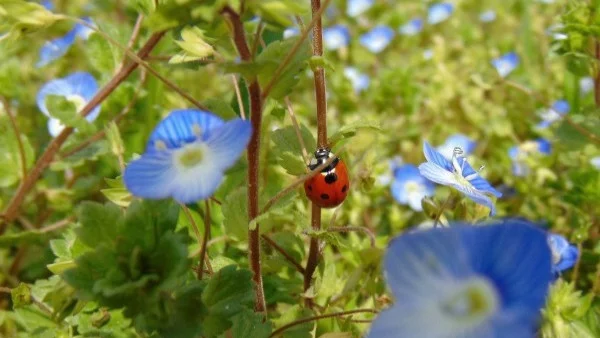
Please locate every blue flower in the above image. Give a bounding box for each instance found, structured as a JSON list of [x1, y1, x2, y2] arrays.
[[491, 52, 519, 78], [436, 134, 477, 160], [580, 76, 594, 95], [36, 72, 100, 137], [343, 67, 370, 93], [479, 10, 496, 23], [283, 27, 300, 39], [360, 25, 394, 53], [391, 165, 435, 211], [537, 100, 569, 128], [399, 18, 423, 36], [323, 25, 350, 51], [548, 233, 578, 276], [41, 0, 54, 10], [418, 142, 502, 216], [427, 3, 454, 25], [123, 109, 252, 204], [508, 139, 551, 176], [347, 0, 373, 17], [37, 18, 95, 67], [368, 219, 552, 338]]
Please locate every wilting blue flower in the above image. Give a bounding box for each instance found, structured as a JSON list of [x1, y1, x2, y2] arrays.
[[36, 72, 100, 137], [580, 76, 594, 94], [418, 142, 502, 216], [509, 139, 551, 176], [548, 233, 578, 276], [391, 165, 435, 211], [437, 134, 477, 160], [368, 219, 552, 338], [479, 10, 496, 23], [427, 3, 454, 25], [347, 0, 373, 17], [399, 18, 423, 36], [124, 109, 251, 204], [343, 67, 370, 93], [283, 27, 300, 39], [37, 18, 95, 67], [360, 25, 394, 53], [491, 52, 519, 78], [537, 100, 569, 128], [591, 156, 600, 169], [323, 25, 350, 50]]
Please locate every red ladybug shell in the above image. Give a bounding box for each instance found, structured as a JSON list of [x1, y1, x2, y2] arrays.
[[304, 149, 350, 208]]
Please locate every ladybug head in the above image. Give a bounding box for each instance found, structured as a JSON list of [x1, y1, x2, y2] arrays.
[[308, 147, 339, 172], [314, 147, 331, 160]]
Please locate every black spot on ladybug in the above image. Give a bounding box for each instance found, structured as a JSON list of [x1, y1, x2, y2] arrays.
[[342, 185, 348, 193], [324, 173, 338, 184], [320, 193, 330, 200], [308, 185, 312, 191]]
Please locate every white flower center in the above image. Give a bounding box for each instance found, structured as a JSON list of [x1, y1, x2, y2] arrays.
[[441, 277, 499, 327], [405, 181, 422, 193], [175, 143, 208, 169]]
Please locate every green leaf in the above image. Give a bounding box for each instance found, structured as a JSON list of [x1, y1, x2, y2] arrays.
[[131, 0, 157, 15], [231, 309, 272, 338], [76, 201, 123, 248], [101, 176, 132, 207], [272, 305, 314, 338], [328, 120, 381, 147], [0, 0, 61, 36], [86, 32, 119, 73], [272, 124, 316, 155], [45, 95, 96, 135], [278, 152, 306, 176], [204, 98, 238, 119], [222, 187, 248, 241], [251, 0, 309, 27], [0, 114, 34, 187], [256, 38, 310, 99], [11, 283, 32, 308], [50, 140, 109, 171], [0, 230, 50, 248], [170, 26, 215, 64]]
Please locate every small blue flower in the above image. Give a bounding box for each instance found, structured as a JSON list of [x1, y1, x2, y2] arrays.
[[347, 0, 374, 17], [548, 233, 578, 276], [399, 18, 423, 36], [580, 76, 594, 95], [41, 0, 54, 10], [323, 25, 350, 50], [368, 219, 552, 338], [508, 139, 551, 176], [37, 18, 95, 68], [360, 25, 394, 54], [283, 27, 300, 39], [343, 67, 370, 93], [537, 100, 569, 128], [36, 72, 100, 137], [491, 52, 519, 78], [436, 134, 477, 160], [391, 165, 435, 211], [479, 10, 496, 23], [427, 3, 454, 25], [124, 109, 252, 204], [418, 142, 502, 216]]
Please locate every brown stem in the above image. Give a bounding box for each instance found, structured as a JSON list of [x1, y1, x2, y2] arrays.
[[261, 234, 305, 274], [303, 0, 328, 308], [0, 31, 166, 231], [269, 309, 378, 337], [199, 200, 213, 278], [0, 97, 27, 179], [117, 15, 144, 72], [595, 40, 600, 107], [222, 5, 267, 314]]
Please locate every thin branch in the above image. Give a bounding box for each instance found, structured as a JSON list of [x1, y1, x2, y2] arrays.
[[222, 5, 267, 314], [433, 195, 452, 228], [59, 70, 147, 159], [261, 234, 305, 274], [0, 31, 166, 229], [261, 152, 341, 214], [260, 0, 332, 100], [304, 204, 320, 307], [181, 205, 206, 279], [231, 74, 246, 120], [328, 226, 375, 248], [269, 309, 378, 337], [1, 97, 27, 179], [199, 200, 213, 278], [39, 216, 75, 233], [250, 20, 264, 60], [594, 40, 600, 107], [564, 116, 600, 145], [285, 97, 309, 164], [117, 15, 145, 72]]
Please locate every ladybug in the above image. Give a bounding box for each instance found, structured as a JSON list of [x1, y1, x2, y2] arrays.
[[304, 148, 350, 208]]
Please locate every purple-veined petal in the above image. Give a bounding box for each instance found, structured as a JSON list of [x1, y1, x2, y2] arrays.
[[423, 142, 453, 172]]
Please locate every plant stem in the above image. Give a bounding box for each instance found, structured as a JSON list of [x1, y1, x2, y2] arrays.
[[261, 235, 305, 274], [594, 40, 600, 107], [0, 97, 27, 179], [433, 194, 453, 228], [199, 200, 213, 278], [284, 97, 309, 164], [303, 0, 328, 309], [0, 31, 166, 230], [222, 5, 267, 314], [231, 75, 246, 120], [269, 308, 378, 337]]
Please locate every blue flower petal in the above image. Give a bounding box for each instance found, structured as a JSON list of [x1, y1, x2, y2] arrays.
[[423, 142, 453, 172], [459, 159, 502, 197], [41, 0, 54, 11], [37, 78, 73, 117], [479, 10, 496, 23], [283, 27, 300, 39], [36, 29, 78, 68], [323, 25, 350, 50], [347, 0, 373, 17], [73, 17, 95, 40], [399, 18, 423, 36], [437, 133, 476, 160], [552, 100, 570, 114], [427, 3, 454, 25], [360, 25, 394, 53], [36, 72, 100, 121], [343, 67, 370, 93], [124, 151, 178, 200], [204, 118, 252, 170], [536, 138, 552, 154], [492, 52, 519, 78], [170, 165, 224, 204], [146, 109, 225, 151]]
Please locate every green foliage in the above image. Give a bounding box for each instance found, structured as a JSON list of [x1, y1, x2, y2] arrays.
[[0, 114, 34, 188]]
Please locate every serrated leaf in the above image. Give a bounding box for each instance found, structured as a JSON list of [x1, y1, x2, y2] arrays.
[[170, 26, 214, 64], [328, 120, 381, 146], [0, 0, 61, 36], [51, 140, 110, 171], [76, 201, 122, 248], [272, 124, 316, 155], [256, 38, 310, 99], [278, 152, 306, 175], [0, 230, 49, 247], [222, 187, 248, 241], [231, 309, 272, 338]]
